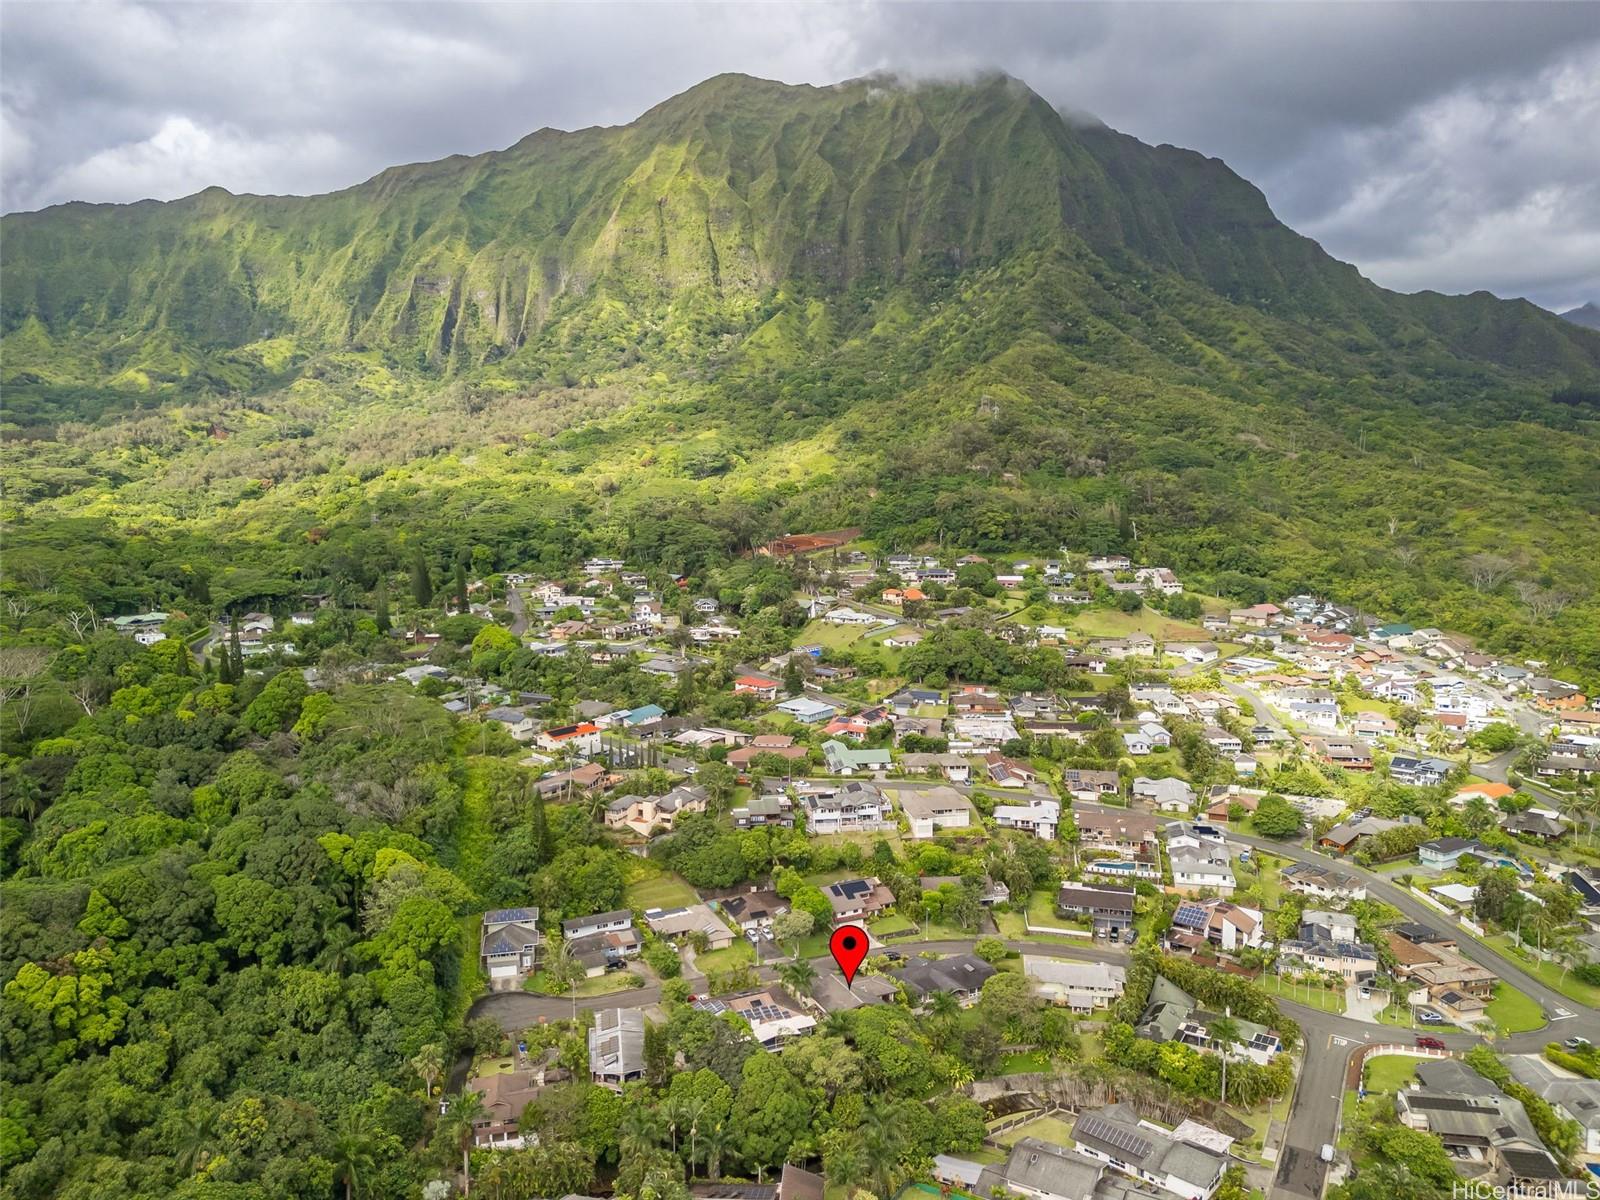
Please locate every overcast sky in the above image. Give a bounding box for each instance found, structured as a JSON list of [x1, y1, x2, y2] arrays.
[[3, 1, 1597, 311]]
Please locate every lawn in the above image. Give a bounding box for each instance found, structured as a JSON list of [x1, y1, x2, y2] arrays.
[[1486, 933, 1600, 1008], [1027, 889, 1069, 927], [797, 618, 874, 651], [1069, 607, 1209, 642], [525, 969, 644, 998], [997, 1050, 1054, 1075], [1258, 974, 1346, 1013], [868, 913, 918, 937], [694, 940, 756, 974], [1485, 982, 1547, 1034], [1362, 1054, 1419, 1094], [623, 864, 698, 910], [993, 910, 1086, 946], [992, 1114, 1078, 1147]]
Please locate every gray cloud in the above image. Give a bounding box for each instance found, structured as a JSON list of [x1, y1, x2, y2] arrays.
[[2, 1, 1597, 310]]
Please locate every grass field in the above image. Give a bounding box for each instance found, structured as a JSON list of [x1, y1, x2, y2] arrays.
[[525, 969, 644, 998], [998, 1050, 1054, 1074], [797, 618, 877, 651], [1259, 974, 1346, 1013], [1362, 1054, 1419, 1094], [992, 1114, 1078, 1147], [1069, 608, 1209, 642], [694, 940, 755, 974], [623, 864, 698, 910], [1486, 933, 1600, 1008], [1485, 982, 1547, 1033]]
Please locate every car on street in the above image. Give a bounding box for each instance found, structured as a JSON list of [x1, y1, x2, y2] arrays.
[[1566, 1036, 1592, 1051], [1416, 1036, 1446, 1050]]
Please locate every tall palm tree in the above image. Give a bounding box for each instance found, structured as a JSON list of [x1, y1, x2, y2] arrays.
[[827, 1132, 868, 1196], [778, 958, 817, 998], [441, 1090, 488, 1196], [1208, 1017, 1241, 1105], [331, 1109, 378, 1200], [699, 1119, 733, 1182], [619, 1101, 662, 1157], [172, 1106, 218, 1177], [858, 1103, 902, 1199], [410, 1043, 445, 1100]]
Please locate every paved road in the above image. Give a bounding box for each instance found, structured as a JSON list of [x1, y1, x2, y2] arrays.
[[507, 588, 529, 636], [467, 810, 1600, 1198]]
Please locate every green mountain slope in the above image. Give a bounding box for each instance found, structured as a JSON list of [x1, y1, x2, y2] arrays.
[[3, 72, 1599, 674]]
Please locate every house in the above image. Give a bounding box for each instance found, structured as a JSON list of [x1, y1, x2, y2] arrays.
[[1055, 883, 1136, 935], [532, 762, 608, 798], [1278, 913, 1378, 981], [727, 735, 809, 771], [1352, 712, 1399, 740], [1318, 814, 1415, 853], [1136, 975, 1282, 1067], [643, 904, 734, 951], [805, 781, 890, 833], [563, 907, 637, 940], [1502, 807, 1569, 842], [1389, 754, 1454, 786], [900, 753, 973, 784], [731, 792, 796, 829], [1505, 1054, 1600, 1155], [1281, 861, 1368, 903], [589, 1009, 646, 1087], [1132, 776, 1195, 812], [734, 675, 781, 701], [822, 740, 892, 775], [1201, 726, 1242, 756], [1229, 603, 1282, 628], [777, 696, 837, 724], [894, 786, 978, 839], [1024, 958, 1126, 1011], [1061, 769, 1121, 802], [465, 1064, 555, 1149], [993, 797, 1059, 840], [1168, 899, 1265, 952], [825, 877, 896, 922], [480, 908, 542, 987], [892, 953, 997, 1005], [823, 607, 880, 626], [1397, 1061, 1567, 1192], [1172, 642, 1221, 665], [970, 1136, 1105, 1200], [1077, 809, 1160, 855], [535, 722, 602, 755], [1169, 844, 1236, 896], [1385, 930, 1497, 1000], [1419, 836, 1492, 870], [948, 715, 1020, 748], [1070, 1103, 1228, 1200], [718, 887, 790, 931], [983, 751, 1039, 787], [921, 876, 1011, 906]]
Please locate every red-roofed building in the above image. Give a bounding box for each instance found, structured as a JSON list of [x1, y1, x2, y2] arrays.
[[733, 676, 780, 701]]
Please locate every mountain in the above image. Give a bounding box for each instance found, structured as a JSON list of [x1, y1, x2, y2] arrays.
[[3, 72, 1599, 674], [1562, 303, 1600, 331]]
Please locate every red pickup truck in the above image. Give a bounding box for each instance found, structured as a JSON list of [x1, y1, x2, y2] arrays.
[[1416, 1036, 1447, 1051]]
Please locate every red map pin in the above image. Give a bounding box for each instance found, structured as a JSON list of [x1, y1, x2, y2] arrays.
[[829, 924, 870, 985]]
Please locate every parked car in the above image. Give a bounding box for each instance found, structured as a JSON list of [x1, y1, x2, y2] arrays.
[[1417, 1009, 1444, 1024], [1416, 1036, 1446, 1050], [1566, 1036, 1592, 1051], [1124, 930, 1137, 945]]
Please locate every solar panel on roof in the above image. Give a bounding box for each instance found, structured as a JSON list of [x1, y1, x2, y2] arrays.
[[1076, 1114, 1153, 1160]]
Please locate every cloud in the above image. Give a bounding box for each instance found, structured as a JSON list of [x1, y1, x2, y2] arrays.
[[45, 116, 348, 204], [2, 1, 1597, 309]]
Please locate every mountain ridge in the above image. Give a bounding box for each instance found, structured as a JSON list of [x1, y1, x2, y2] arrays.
[[3, 71, 1598, 675]]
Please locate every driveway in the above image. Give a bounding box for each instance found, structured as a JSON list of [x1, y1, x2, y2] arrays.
[[1343, 984, 1388, 1024]]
